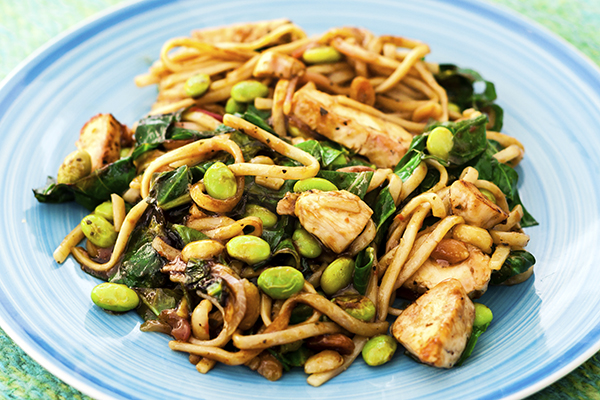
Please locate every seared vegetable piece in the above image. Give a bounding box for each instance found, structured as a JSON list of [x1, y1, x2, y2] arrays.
[[295, 190, 373, 253], [76, 114, 127, 172], [449, 180, 508, 229], [490, 250, 536, 285], [290, 86, 411, 168], [253, 51, 305, 79], [403, 238, 492, 298], [362, 335, 398, 366], [57, 150, 92, 184], [392, 279, 475, 368], [91, 282, 139, 312], [257, 266, 305, 300]]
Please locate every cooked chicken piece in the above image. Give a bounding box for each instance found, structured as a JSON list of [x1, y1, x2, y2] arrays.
[[191, 19, 291, 44], [294, 190, 373, 253], [276, 191, 300, 216], [253, 51, 305, 79], [290, 86, 412, 168], [403, 235, 492, 298], [76, 114, 126, 171], [449, 180, 508, 229], [392, 278, 475, 368]]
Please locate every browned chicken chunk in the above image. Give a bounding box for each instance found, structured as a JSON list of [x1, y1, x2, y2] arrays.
[[392, 278, 475, 368], [449, 180, 508, 229], [293, 190, 373, 253], [403, 236, 492, 298], [290, 86, 412, 168], [191, 19, 292, 44], [253, 51, 305, 79], [76, 114, 127, 171]]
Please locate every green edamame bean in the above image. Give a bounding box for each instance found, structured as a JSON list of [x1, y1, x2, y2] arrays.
[[81, 214, 117, 248], [225, 97, 246, 114], [302, 46, 343, 64], [448, 102, 461, 114], [204, 162, 237, 200], [332, 294, 376, 322], [257, 266, 304, 300], [57, 150, 92, 184], [473, 303, 493, 327], [293, 177, 338, 193], [184, 73, 211, 98], [94, 201, 113, 221], [426, 126, 454, 160], [362, 335, 397, 366], [91, 282, 139, 312], [478, 188, 497, 204], [292, 228, 322, 259], [320, 257, 354, 295], [226, 235, 271, 265], [230, 80, 269, 103], [244, 204, 278, 229]]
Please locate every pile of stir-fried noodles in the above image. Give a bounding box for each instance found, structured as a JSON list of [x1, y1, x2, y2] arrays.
[[34, 19, 537, 385]]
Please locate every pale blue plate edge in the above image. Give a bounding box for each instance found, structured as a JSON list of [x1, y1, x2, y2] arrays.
[[0, 0, 599, 399]]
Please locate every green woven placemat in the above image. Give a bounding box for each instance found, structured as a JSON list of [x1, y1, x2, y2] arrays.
[[1, 1, 600, 399]]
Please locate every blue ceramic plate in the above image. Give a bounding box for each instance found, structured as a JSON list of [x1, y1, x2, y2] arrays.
[[1, 0, 599, 399]]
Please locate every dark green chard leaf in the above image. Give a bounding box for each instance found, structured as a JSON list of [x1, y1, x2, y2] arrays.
[[229, 129, 269, 161], [133, 110, 234, 159], [447, 114, 488, 166], [435, 64, 504, 131], [271, 237, 301, 268], [426, 114, 488, 166], [33, 157, 137, 210], [149, 165, 192, 210], [171, 224, 209, 246], [317, 170, 373, 198], [490, 250, 536, 285], [354, 246, 375, 295], [242, 104, 275, 134], [470, 140, 538, 227], [371, 134, 428, 236], [394, 134, 428, 179], [294, 140, 347, 168], [245, 178, 296, 211], [456, 321, 490, 366], [109, 205, 172, 288], [136, 288, 183, 321], [185, 258, 226, 304], [261, 215, 294, 249]]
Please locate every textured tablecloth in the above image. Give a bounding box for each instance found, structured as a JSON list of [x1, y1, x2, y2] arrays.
[[1, 0, 600, 399]]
